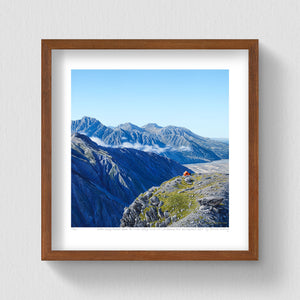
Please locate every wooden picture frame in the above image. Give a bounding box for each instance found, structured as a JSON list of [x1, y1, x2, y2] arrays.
[[42, 39, 258, 260]]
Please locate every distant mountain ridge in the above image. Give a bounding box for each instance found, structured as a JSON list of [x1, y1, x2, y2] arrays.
[[71, 116, 229, 164], [71, 133, 191, 227], [212, 138, 229, 144]]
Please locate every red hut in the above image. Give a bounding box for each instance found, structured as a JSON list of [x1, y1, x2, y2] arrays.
[[183, 171, 191, 176]]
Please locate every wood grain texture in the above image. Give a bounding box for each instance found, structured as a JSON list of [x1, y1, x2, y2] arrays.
[[42, 39, 258, 50], [41, 40, 52, 260], [41, 39, 259, 261], [248, 41, 259, 260]]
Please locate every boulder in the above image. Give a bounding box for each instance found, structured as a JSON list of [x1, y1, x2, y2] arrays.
[[148, 187, 157, 193], [198, 197, 224, 207], [150, 196, 160, 206], [139, 195, 148, 203], [165, 217, 171, 226], [145, 212, 151, 223], [174, 178, 182, 184], [132, 202, 142, 213], [145, 207, 159, 222], [158, 208, 164, 218], [123, 208, 130, 216], [171, 215, 177, 222], [144, 191, 153, 199], [158, 200, 164, 207], [135, 220, 147, 227], [184, 176, 193, 184], [160, 221, 166, 227]]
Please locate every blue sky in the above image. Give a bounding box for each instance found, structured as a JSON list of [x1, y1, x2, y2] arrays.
[[71, 69, 229, 138]]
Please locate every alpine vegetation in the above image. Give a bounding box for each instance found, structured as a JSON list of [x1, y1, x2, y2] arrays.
[[120, 173, 229, 228]]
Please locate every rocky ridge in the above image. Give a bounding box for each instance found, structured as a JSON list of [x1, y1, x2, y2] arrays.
[[120, 173, 229, 227], [72, 116, 229, 164]]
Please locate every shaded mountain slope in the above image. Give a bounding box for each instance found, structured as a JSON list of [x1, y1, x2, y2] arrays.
[[71, 133, 191, 227]]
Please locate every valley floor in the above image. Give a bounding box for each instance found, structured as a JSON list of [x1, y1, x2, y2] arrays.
[[184, 159, 229, 174]]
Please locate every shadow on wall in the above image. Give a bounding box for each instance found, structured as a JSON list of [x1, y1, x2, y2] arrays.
[[45, 44, 288, 296]]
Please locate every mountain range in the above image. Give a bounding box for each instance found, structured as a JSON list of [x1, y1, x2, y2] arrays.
[[71, 116, 229, 164], [71, 133, 191, 227]]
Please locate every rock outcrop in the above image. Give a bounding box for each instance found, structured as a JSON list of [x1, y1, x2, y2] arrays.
[[120, 173, 229, 228]]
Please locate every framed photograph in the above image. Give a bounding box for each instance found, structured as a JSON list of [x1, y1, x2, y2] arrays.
[[42, 39, 258, 260]]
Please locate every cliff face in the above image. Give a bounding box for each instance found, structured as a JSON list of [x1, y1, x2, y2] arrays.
[[120, 173, 229, 228], [71, 133, 191, 227]]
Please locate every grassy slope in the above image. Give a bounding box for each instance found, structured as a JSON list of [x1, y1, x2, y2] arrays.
[[138, 173, 227, 227]]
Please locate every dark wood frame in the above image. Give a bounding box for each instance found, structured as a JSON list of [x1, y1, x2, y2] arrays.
[[42, 39, 259, 261]]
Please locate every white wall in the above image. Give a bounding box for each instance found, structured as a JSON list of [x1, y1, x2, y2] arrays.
[[0, 0, 299, 299]]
